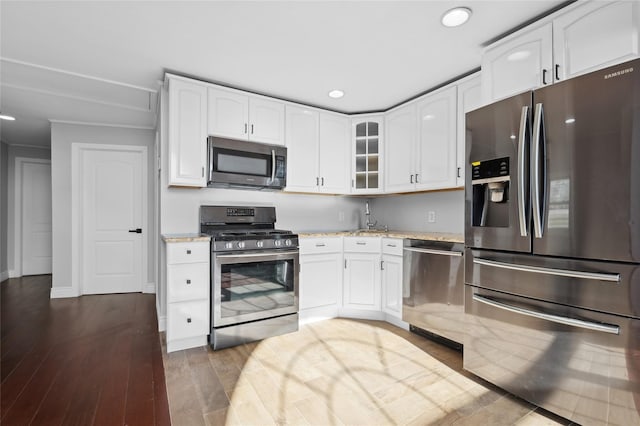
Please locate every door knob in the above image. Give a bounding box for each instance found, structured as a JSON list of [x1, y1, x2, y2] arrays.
[[128, 228, 142, 233]]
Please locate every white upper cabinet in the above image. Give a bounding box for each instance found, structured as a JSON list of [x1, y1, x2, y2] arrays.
[[208, 86, 285, 145], [456, 74, 482, 187], [285, 105, 319, 192], [351, 116, 383, 194], [384, 104, 417, 193], [482, 23, 553, 103], [552, 1, 640, 81], [318, 112, 350, 194], [482, 1, 640, 103], [168, 77, 207, 187], [415, 86, 457, 191], [248, 97, 286, 145], [285, 107, 350, 194]]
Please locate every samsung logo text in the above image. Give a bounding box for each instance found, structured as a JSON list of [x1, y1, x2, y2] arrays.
[[604, 67, 633, 79]]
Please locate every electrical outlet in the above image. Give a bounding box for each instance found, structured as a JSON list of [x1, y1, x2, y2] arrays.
[[427, 211, 436, 223], [338, 211, 345, 222]]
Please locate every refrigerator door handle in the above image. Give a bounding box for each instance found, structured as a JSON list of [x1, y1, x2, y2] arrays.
[[517, 105, 529, 237], [472, 294, 620, 335], [473, 257, 621, 282], [531, 102, 545, 238]]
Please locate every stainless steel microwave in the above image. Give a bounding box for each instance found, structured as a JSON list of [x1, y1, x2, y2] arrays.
[[207, 137, 287, 190]]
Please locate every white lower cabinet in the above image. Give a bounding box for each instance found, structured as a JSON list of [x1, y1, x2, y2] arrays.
[[342, 237, 381, 312], [300, 235, 408, 328], [381, 238, 403, 319], [165, 239, 210, 353], [299, 237, 343, 322]]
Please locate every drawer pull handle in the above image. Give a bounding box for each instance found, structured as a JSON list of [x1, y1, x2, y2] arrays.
[[186, 249, 192, 254], [186, 279, 191, 284], [315, 243, 326, 247], [386, 244, 396, 247], [187, 317, 192, 323], [473, 294, 619, 335], [356, 242, 366, 245]]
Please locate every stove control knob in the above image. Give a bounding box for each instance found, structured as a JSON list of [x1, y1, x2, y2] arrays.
[[237, 241, 245, 249], [225, 242, 233, 250], [256, 241, 264, 248], [274, 240, 282, 247], [285, 239, 292, 246]]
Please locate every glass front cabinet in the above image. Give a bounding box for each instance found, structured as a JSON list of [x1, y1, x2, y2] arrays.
[[351, 115, 383, 194]]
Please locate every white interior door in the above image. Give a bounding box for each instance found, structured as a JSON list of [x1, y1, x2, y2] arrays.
[[21, 160, 52, 276], [81, 147, 146, 294]]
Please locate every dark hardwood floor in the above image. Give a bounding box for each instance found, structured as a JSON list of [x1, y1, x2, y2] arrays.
[[1, 275, 171, 425]]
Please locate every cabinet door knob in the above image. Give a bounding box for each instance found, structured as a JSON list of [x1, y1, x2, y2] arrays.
[[186, 279, 191, 284], [542, 69, 548, 85], [187, 317, 192, 323], [186, 249, 191, 254], [555, 64, 560, 81], [410, 174, 414, 184], [244, 123, 248, 134]]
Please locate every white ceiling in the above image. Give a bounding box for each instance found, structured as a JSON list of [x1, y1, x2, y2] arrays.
[[0, 0, 568, 148]]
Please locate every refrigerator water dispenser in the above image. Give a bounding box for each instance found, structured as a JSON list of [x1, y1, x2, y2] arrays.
[[471, 157, 510, 227]]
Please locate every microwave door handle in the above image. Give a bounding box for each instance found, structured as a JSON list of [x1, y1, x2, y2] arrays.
[[271, 149, 276, 182], [207, 138, 214, 182]]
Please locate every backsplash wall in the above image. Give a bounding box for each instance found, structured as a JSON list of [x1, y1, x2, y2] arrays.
[[369, 190, 464, 234]]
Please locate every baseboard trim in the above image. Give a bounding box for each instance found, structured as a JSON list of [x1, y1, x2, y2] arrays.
[[50, 286, 79, 299], [8, 269, 19, 278], [0, 270, 8, 282], [143, 282, 156, 294], [299, 305, 339, 326], [157, 315, 166, 332], [384, 314, 410, 330], [338, 308, 385, 321], [167, 335, 206, 353]]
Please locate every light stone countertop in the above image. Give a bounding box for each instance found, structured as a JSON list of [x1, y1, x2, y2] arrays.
[[161, 233, 211, 243], [297, 230, 463, 243]]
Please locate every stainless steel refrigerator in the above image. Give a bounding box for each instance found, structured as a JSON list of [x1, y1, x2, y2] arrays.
[[464, 58, 640, 425]]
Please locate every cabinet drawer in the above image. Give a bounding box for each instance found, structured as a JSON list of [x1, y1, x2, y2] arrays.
[[167, 263, 209, 303], [344, 236, 381, 253], [382, 238, 403, 256], [167, 300, 209, 340], [299, 237, 342, 254], [167, 242, 210, 264]]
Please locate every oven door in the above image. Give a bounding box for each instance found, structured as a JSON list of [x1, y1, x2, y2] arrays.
[[212, 249, 299, 327]]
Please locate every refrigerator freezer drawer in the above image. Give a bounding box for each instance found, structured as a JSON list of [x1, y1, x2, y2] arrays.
[[464, 285, 640, 425], [466, 249, 640, 319]]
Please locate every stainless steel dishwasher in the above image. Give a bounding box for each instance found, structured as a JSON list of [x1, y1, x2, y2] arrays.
[[402, 239, 464, 345]]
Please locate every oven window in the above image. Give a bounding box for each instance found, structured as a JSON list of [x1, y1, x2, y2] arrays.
[[219, 259, 295, 319]]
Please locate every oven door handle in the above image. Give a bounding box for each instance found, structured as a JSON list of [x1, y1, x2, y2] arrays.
[[215, 250, 299, 259]]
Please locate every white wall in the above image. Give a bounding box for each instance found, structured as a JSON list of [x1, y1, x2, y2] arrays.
[[5, 144, 51, 278], [51, 123, 156, 296], [0, 142, 8, 281], [369, 190, 464, 234]]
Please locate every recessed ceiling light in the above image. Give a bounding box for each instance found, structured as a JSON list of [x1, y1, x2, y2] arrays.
[[328, 89, 344, 99], [565, 118, 576, 124], [441, 7, 472, 27], [0, 113, 16, 121]]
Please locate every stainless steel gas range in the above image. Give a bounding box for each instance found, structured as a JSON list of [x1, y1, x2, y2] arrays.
[[200, 206, 299, 350]]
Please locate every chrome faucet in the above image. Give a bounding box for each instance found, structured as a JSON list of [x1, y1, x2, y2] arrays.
[[365, 200, 377, 230]]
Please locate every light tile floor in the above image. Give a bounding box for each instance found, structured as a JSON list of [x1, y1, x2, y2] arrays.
[[162, 318, 574, 425]]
